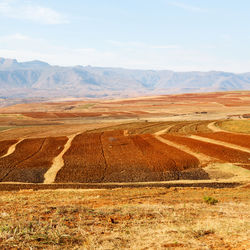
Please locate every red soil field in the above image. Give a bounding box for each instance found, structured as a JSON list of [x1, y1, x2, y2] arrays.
[[131, 135, 201, 175], [236, 164, 250, 170], [55, 133, 107, 183], [22, 112, 103, 119], [3, 137, 68, 183], [56, 130, 207, 183], [100, 131, 155, 182], [22, 111, 140, 119], [219, 101, 250, 107], [161, 134, 250, 164], [0, 139, 18, 157], [197, 132, 250, 149], [0, 138, 45, 181]]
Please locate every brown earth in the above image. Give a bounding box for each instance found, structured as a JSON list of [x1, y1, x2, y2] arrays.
[[55, 131, 204, 183], [0, 187, 249, 249], [161, 134, 250, 167], [0, 138, 45, 181], [195, 132, 250, 149], [55, 132, 107, 183], [3, 137, 68, 183]]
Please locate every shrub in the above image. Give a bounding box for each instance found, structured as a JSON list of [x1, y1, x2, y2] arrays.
[[203, 196, 218, 205]]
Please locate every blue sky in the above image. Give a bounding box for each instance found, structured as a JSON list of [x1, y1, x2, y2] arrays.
[[0, 0, 250, 72]]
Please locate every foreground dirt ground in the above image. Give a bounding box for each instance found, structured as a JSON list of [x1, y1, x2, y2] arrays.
[[0, 186, 249, 249]]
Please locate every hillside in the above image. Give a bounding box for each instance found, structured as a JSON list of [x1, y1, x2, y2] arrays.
[[0, 57, 250, 98]]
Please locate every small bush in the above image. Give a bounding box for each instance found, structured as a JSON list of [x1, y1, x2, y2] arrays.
[[203, 196, 218, 205]]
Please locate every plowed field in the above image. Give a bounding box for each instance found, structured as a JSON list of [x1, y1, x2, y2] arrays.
[[0, 116, 249, 184], [54, 131, 205, 183], [132, 135, 208, 180], [161, 134, 250, 165], [55, 133, 107, 183], [0, 138, 45, 181], [3, 137, 68, 183], [100, 131, 154, 182], [197, 132, 250, 148], [0, 139, 18, 157]]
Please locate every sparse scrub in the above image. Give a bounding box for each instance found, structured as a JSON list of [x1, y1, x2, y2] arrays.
[[203, 196, 218, 205], [0, 188, 248, 248]]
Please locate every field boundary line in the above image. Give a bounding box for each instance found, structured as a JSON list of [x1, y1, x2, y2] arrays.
[[0, 139, 24, 159], [190, 135, 250, 154], [0, 181, 242, 191], [44, 132, 81, 184], [155, 135, 213, 165]]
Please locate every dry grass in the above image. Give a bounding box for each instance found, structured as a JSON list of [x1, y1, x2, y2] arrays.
[[0, 187, 249, 249], [218, 120, 250, 134]]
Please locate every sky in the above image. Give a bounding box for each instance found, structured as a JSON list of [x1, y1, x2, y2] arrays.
[[0, 0, 250, 72]]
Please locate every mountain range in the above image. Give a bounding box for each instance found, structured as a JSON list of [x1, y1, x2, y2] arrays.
[[0, 57, 249, 99]]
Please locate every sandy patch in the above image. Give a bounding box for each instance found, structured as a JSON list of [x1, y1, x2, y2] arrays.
[[204, 163, 250, 182]]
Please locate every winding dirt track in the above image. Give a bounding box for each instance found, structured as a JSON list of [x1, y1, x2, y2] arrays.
[[154, 125, 174, 136], [43, 133, 81, 184], [207, 121, 225, 132], [0, 139, 24, 159]]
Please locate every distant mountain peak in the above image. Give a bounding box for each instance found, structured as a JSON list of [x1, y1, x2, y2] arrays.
[[0, 57, 18, 68], [0, 57, 50, 70]]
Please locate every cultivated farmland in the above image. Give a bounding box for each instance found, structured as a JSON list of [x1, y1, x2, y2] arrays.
[[161, 134, 250, 168], [0, 91, 249, 186]]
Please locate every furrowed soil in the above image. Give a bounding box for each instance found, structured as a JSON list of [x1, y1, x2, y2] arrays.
[[0, 138, 45, 181], [0, 187, 249, 249], [3, 137, 68, 183], [131, 134, 208, 180], [55, 133, 107, 183], [55, 131, 206, 183], [196, 132, 250, 149], [161, 134, 250, 166]]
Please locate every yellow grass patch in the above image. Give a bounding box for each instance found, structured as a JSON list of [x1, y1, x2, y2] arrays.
[[218, 120, 250, 134]]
